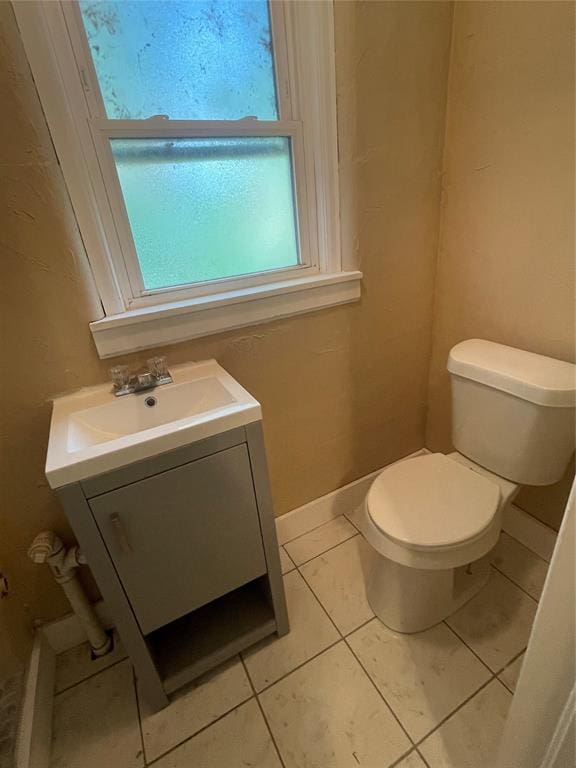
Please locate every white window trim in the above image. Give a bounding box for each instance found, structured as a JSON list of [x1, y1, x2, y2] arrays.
[[14, 0, 361, 358]]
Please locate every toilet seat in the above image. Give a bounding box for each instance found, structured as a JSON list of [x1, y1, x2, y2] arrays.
[[366, 453, 501, 551]]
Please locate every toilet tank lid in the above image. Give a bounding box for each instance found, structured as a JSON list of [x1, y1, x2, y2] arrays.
[[448, 340, 576, 407]]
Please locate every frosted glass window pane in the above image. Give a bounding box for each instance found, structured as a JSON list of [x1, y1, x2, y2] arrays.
[[110, 138, 300, 290], [80, 1, 278, 120]]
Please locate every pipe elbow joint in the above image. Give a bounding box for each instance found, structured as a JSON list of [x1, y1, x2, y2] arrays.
[[27, 530, 64, 565]]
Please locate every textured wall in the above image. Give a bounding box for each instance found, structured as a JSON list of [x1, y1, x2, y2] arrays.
[[1, 2, 109, 673], [0, 1, 453, 658], [426, 1, 575, 529]]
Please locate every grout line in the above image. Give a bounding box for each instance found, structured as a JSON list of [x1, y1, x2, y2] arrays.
[[279, 515, 346, 546], [414, 675, 497, 749], [343, 614, 376, 638], [293, 532, 365, 637], [131, 666, 148, 767], [387, 747, 421, 768], [279, 543, 296, 570], [283, 517, 357, 557], [246, 612, 512, 764], [245, 637, 343, 697], [493, 647, 526, 678], [240, 657, 286, 768], [294, 563, 346, 638], [145, 700, 255, 767], [286, 545, 421, 751], [490, 563, 540, 604], [282, 516, 351, 547], [500, 530, 549, 565], [498, 676, 517, 696], [344, 636, 416, 749], [246, 632, 420, 768], [343, 508, 362, 532], [346, 613, 517, 751], [416, 746, 433, 768], [442, 620, 495, 676], [280, 545, 296, 569], [145, 674, 255, 766], [243, 644, 417, 767], [145, 705, 254, 767], [54, 654, 129, 697], [290, 530, 359, 568], [494, 647, 526, 693]]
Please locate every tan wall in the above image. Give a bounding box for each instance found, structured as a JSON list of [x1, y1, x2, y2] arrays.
[[0, 2, 453, 658], [426, 1, 576, 529]]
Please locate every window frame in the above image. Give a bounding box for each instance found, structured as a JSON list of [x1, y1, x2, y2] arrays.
[[93, 120, 315, 307], [66, 0, 316, 305], [14, 0, 361, 357]]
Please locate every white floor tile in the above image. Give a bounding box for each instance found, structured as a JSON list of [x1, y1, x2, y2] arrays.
[[153, 699, 282, 768], [284, 517, 356, 566], [51, 659, 142, 768], [348, 619, 491, 741], [300, 535, 374, 635], [138, 656, 252, 763], [498, 653, 524, 692], [419, 679, 512, 768], [446, 569, 537, 671], [243, 569, 339, 692], [260, 642, 411, 768], [395, 752, 428, 768], [55, 631, 126, 694], [279, 546, 295, 574], [492, 532, 549, 600]]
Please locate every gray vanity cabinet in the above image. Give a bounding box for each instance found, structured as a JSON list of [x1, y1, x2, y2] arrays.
[[56, 422, 288, 712], [89, 444, 267, 634]]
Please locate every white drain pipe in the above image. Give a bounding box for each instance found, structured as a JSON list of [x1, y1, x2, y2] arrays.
[[28, 531, 112, 657]]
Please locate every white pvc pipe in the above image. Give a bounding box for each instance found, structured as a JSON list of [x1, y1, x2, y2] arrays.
[[28, 531, 112, 657], [56, 570, 112, 657]]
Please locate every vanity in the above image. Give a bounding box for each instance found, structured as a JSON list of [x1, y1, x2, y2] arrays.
[[45, 360, 289, 711]]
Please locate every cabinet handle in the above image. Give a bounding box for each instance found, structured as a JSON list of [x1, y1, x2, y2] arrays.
[[110, 513, 131, 553]]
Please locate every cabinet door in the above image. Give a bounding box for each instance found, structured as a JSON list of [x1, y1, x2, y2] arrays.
[[89, 444, 266, 634]]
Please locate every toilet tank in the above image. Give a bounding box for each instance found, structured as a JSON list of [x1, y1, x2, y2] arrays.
[[448, 340, 576, 486]]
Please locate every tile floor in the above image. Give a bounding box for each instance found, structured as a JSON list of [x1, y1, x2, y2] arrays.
[[51, 514, 548, 768]]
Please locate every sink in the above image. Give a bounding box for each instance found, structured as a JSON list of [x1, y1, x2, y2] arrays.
[[46, 360, 261, 488], [67, 378, 236, 452]]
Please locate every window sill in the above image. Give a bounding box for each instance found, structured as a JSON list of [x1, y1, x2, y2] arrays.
[[90, 271, 362, 358]]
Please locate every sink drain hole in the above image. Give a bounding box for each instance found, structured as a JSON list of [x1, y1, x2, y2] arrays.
[[145, 396, 157, 407]]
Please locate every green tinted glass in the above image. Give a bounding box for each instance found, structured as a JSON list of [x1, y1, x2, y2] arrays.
[[111, 137, 299, 290]]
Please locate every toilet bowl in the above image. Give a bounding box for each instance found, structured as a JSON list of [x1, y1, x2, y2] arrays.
[[360, 452, 519, 633], [360, 339, 576, 634]]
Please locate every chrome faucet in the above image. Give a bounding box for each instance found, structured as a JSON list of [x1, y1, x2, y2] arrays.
[[110, 356, 173, 397]]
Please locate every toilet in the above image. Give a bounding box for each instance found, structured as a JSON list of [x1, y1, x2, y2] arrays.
[[361, 339, 576, 633]]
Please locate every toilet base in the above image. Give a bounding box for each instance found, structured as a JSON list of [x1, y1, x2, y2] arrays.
[[366, 552, 491, 633]]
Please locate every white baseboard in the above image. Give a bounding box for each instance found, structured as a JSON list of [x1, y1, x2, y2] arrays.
[[275, 449, 426, 545], [40, 600, 114, 655], [503, 504, 558, 562], [15, 633, 55, 768]]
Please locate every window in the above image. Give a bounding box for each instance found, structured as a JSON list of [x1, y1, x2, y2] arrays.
[[15, 1, 361, 356]]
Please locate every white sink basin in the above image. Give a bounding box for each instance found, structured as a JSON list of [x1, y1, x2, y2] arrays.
[[46, 360, 261, 488]]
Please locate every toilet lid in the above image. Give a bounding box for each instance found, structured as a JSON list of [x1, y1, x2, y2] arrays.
[[367, 454, 501, 550]]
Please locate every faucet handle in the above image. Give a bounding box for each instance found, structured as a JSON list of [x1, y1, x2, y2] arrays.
[[110, 364, 130, 392], [147, 355, 171, 382]]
